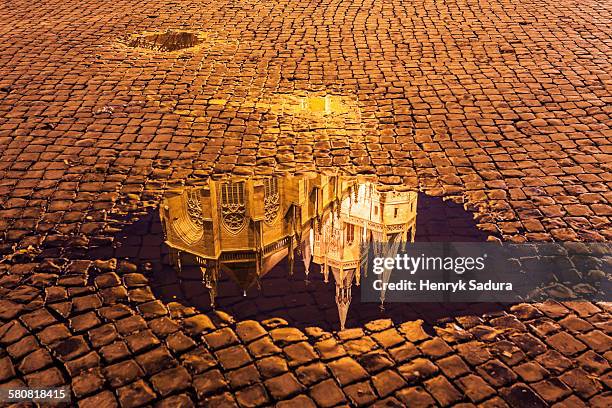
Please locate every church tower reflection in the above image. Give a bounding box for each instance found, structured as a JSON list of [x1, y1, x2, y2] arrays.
[[160, 174, 417, 330]]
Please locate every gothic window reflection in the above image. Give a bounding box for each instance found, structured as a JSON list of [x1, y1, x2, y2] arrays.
[[264, 178, 280, 225], [220, 181, 247, 234]]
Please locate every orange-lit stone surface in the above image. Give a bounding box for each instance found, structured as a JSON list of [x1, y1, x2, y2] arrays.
[[0, 0, 611, 406]]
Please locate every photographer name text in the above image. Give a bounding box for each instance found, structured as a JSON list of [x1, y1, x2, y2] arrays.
[[372, 279, 513, 292]]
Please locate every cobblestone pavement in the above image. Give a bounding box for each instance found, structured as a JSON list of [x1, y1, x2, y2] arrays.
[[0, 0, 611, 406]]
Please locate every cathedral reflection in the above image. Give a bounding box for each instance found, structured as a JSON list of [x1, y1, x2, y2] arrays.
[[160, 174, 417, 330]]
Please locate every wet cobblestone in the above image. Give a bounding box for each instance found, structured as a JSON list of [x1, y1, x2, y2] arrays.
[[1, 0, 612, 406]]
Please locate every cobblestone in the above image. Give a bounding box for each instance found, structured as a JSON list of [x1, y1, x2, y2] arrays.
[[1, 0, 611, 405]]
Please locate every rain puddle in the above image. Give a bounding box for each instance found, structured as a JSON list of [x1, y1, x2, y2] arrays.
[[280, 93, 359, 118], [152, 173, 491, 330], [122, 30, 204, 52]]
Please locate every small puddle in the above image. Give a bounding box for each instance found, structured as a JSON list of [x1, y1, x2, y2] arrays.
[[284, 94, 357, 117], [122, 30, 204, 52], [152, 173, 491, 330]]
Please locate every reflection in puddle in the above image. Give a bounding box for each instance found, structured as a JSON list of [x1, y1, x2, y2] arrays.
[[288, 94, 357, 117], [156, 174, 490, 330]]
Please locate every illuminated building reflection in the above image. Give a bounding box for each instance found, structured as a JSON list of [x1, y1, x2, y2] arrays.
[[160, 174, 417, 330]]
